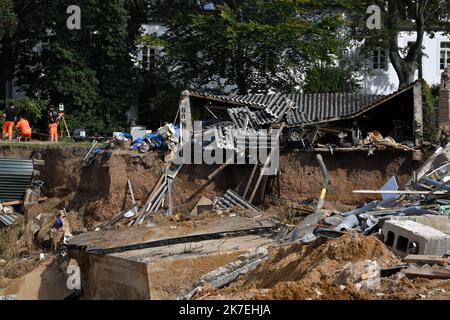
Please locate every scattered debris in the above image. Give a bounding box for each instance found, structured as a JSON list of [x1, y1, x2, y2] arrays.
[[2, 81, 450, 300]]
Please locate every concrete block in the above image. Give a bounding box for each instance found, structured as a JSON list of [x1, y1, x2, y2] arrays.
[[190, 196, 213, 216], [382, 220, 450, 258], [392, 215, 450, 235]]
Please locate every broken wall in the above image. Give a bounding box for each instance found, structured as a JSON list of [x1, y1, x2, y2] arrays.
[[0, 146, 415, 223]]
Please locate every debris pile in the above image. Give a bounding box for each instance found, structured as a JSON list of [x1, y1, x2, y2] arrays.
[[2, 81, 450, 301]]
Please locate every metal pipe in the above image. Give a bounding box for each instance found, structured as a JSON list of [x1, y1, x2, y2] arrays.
[[83, 140, 98, 161], [166, 178, 173, 216], [227, 190, 258, 211], [314, 154, 329, 215]]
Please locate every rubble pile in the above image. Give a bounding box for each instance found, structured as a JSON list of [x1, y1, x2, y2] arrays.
[[2, 81, 450, 300]]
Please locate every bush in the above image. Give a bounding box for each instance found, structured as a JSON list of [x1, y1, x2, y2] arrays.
[[421, 80, 438, 142], [1, 97, 48, 128], [303, 64, 361, 93]]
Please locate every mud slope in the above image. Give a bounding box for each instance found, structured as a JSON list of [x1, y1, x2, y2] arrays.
[[0, 146, 415, 223]]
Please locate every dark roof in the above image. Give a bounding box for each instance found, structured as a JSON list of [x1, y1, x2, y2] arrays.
[[286, 93, 383, 125], [187, 80, 421, 126]]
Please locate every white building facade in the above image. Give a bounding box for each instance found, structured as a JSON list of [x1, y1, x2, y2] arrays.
[[362, 32, 450, 95]]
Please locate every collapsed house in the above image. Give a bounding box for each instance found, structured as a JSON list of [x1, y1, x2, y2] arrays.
[[179, 80, 423, 155], [54, 81, 443, 300]]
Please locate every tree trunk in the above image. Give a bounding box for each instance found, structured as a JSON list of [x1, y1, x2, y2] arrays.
[[390, 51, 417, 89]]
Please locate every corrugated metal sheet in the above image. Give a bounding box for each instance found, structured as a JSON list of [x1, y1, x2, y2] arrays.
[[264, 94, 296, 121], [253, 110, 277, 125], [189, 92, 267, 109], [227, 107, 260, 130], [0, 157, 34, 202], [213, 190, 259, 211], [0, 214, 19, 226], [210, 122, 236, 150]]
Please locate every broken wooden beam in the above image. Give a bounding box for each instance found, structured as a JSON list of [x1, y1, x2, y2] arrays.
[[404, 255, 450, 266], [0, 197, 47, 207], [207, 157, 234, 180], [405, 267, 450, 279], [243, 163, 259, 200]]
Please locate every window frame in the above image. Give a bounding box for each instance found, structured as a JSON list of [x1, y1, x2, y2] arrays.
[[440, 41, 450, 71], [371, 48, 389, 72]]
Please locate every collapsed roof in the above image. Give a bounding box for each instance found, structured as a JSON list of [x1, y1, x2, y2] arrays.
[[187, 80, 422, 128]]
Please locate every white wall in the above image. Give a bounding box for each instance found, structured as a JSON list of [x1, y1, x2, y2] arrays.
[[362, 32, 450, 95], [135, 23, 168, 64]]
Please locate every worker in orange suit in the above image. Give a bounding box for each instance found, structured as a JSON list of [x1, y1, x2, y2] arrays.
[[48, 106, 61, 143], [2, 104, 17, 141], [15, 116, 32, 142]]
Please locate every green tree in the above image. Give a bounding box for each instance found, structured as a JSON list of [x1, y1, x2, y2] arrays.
[[4, 0, 148, 135], [153, 0, 348, 95], [348, 0, 450, 89], [0, 97, 48, 128], [0, 0, 17, 40], [422, 80, 438, 141], [303, 63, 361, 93]]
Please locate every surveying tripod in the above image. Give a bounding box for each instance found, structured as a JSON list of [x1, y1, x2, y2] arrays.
[[58, 113, 71, 139]]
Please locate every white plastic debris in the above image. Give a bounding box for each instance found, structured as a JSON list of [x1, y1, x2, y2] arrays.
[[335, 260, 381, 291]]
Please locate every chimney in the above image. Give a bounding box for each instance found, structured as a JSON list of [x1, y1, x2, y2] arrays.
[[439, 66, 450, 126]]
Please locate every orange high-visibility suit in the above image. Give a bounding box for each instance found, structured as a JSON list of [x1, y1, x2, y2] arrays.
[[2, 121, 14, 141], [16, 119, 32, 138], [49, 123, 58, 142], [3, 105, 16, 141]]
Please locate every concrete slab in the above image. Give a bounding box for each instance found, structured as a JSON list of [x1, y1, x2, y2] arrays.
[[68, 216, 275, 299], [72, 235, 271, 300], [68, 215, 273, 252]]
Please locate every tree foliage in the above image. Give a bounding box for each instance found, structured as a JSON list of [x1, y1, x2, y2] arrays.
[[2, 0, 148, 135], [1, 97, 48, 128], [422, 80, 438, 141], [152, 0, 349, 94], [303, 63, 361, 93], [0, 0, 17, 40], [348, 0, 450, 89]]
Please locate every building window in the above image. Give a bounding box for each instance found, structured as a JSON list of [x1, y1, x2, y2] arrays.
[[141, 47, 159, 70], [440, 42, 450, 70], [372, 49, 388, 71]]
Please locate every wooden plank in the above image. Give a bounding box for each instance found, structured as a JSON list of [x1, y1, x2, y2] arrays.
[[405, 267, 450, 279], [243, 163, 259, 199], [249, 123, 284, 203], [0, 197, 47, 207], [133, 173, 165, 226], [404, 255, 450, 266], [260, 175, 269, 201], [207, 157, 234, 180], [249, 159, 269, 203], [277, 172, 281, 198]]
